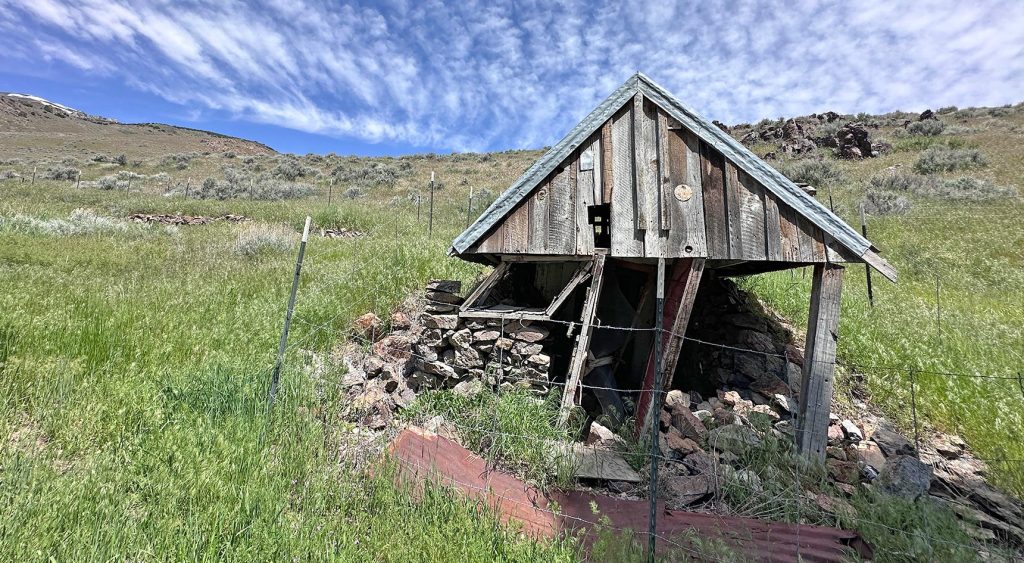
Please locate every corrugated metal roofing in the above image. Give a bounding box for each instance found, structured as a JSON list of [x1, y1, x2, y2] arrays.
[[389, 427, 871, 562], [449, 73, 885, 274]]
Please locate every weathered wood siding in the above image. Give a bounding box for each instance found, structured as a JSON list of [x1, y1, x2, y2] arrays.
[[472, 95, 841, 263]]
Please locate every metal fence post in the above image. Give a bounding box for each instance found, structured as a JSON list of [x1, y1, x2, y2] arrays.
[[428, 171, 435, 237], [646, 258, 666, 563], [268, 216, 312, 407]]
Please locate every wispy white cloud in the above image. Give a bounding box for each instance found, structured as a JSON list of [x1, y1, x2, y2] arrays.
[[1, 0, 1022, 152]]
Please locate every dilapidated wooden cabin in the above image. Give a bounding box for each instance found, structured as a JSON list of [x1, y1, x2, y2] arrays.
[[449, 73, 895, 459]]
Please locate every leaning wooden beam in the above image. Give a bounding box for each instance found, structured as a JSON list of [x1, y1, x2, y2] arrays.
[[557, 254, 607, 427], [545, 262, 593, 316], [860, 249, 897, 283], [797, 263, 845, 460], [459, 261, 509, 312], [635, 258, 705, 435]]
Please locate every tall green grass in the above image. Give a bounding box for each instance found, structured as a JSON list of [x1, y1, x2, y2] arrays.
[[0, 181, 578, 560]]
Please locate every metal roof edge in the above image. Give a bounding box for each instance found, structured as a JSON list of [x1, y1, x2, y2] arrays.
[[450, 74, 643, 255], [635, 73, 874, 259]]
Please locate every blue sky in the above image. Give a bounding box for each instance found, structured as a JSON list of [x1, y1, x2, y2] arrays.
[[1, 1, 1022, 155]]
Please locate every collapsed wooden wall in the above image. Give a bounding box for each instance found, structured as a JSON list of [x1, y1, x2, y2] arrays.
[[471, 94, 848, 262]]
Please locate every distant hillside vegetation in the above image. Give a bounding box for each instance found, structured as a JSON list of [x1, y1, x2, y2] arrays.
[[0, 93, 275, 160]]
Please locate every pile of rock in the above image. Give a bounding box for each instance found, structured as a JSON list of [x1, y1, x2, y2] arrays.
[[648, 386, 799, 507], [340, 280, 557, 429], [127, 213, 248, 225], [736, 113, 891, 160]]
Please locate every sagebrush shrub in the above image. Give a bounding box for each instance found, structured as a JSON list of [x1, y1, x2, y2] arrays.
[[924, 176, 1018, 200], [905, 120, 946, 136], [861, 189, 911, 216], [42, 166, 80, 180], [776, 158, 844, 187], [913, 147, 987, 174], [867, 170, 931, 193]]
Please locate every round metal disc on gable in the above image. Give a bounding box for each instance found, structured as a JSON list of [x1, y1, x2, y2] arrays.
[[674, 184, 693, 202]]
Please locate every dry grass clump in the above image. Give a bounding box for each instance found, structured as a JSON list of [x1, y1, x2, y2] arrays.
[[233, 223, 296, 257], [0, 208, 136, 236]]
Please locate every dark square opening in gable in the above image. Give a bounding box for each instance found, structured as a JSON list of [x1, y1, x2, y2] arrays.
[[588, 204, 610, 248]]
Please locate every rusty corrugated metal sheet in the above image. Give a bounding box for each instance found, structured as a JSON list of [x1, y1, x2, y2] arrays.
[[389, 427, 871, 562]]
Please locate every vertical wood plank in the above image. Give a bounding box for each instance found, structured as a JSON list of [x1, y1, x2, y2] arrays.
[[657, 111, 672, 230], [558, 254, 607, 426], [611, 106, 644, 256], [763, 190, 783, 261], [548, 165, 575, 254], [736, 169, 767, 261], [699, 141, 729, 258], [724, 162, 744, 259], [478, 225, 504, 253], [527, 180, 550, 253], [797, 264, 845, 460], [796, 216, 818, 262], [577, 144, 596, 255], [638, 97, 662, 256], [778, 203, 801, 262], [678, 129, 707, 257], [503, 201, 530, 253], [632, 94, 651, 230], [591, 135, 603, 205], [601, 119, 614, 204]]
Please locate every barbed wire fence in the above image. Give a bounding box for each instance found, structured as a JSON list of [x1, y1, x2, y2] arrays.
[[251, 180, 1023, 560]]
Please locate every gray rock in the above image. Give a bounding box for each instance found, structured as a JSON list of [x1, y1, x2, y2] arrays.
[[426, 280, 461, 294], [414, 344, 438, 362], [473, 329, 500, 342], [425, 290, 464, 304], [841, 420, 864, 442], [871, 424, 916, 457], [419, 313, 459, 330], [407, 370, 440, 391], [708, 424, 761, 454], [448, 328, 473, 350], [663, 474, 715, 506], [417, 360, 458, 379], [511, 325, 549, 343], [671, 409, 708, 441], [424, 302, 458, 314], [876, 455, 932, 499], [451, 347, 483, 370], [514, 342, 544, 356], [664, 389, 690, 413], [420, 328, 444, 347], [772, 393, 796, 414], [453, 379, 483, 397]]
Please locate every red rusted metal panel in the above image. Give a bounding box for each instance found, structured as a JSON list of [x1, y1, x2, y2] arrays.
[[389, 427, 869, 562]]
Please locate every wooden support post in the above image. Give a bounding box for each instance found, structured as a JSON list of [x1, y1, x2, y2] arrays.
[[797, 263, 845, 460], [328, 178, 334, 205], [636, 258, 705, 435], [558, 254, 607, 426]]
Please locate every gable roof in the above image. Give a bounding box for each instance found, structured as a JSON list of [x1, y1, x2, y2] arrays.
[[450, 73, 895, 281]]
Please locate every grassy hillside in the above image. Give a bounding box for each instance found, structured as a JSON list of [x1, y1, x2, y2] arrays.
[[0, 93, 274, 161], [0, 101, 1022, 558]]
